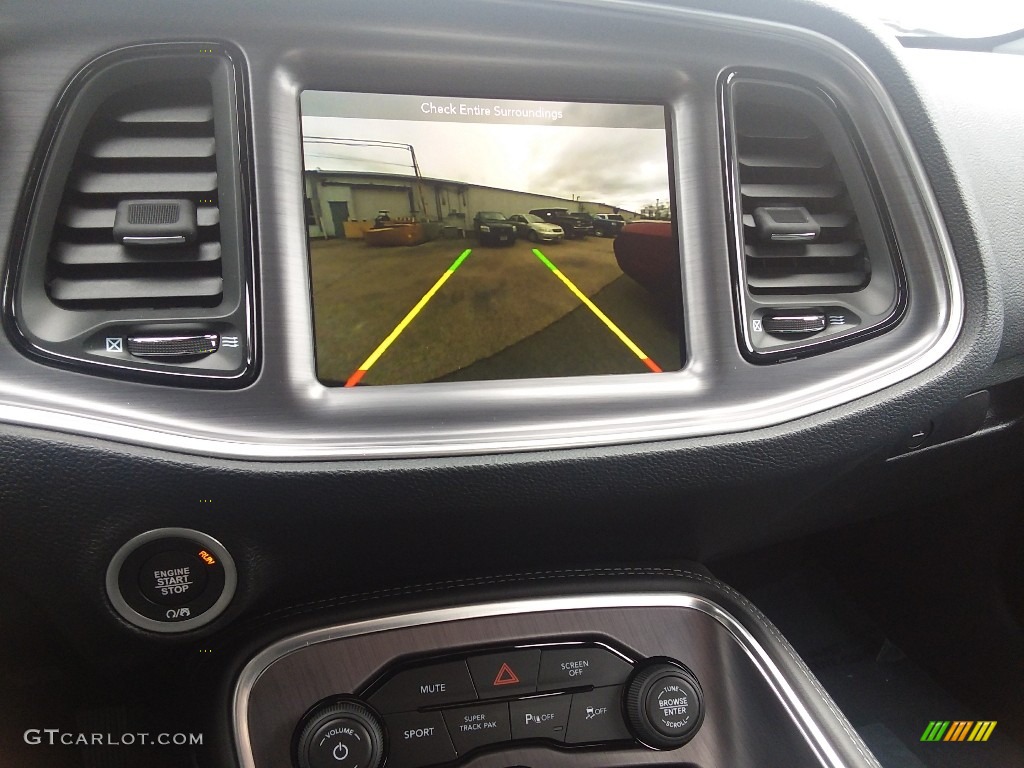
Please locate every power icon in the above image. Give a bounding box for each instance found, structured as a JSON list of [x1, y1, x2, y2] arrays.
[[298, 702, 383, 768]]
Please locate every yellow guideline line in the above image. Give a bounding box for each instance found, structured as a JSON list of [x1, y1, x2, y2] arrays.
[[531, 248, 662, 373], [345, 249, 472, 387]]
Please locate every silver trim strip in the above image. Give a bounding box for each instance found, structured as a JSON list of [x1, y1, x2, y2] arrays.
[[121, 235, 188, 245], [232, 593, 858, 768], [771, 233, 818, 242]]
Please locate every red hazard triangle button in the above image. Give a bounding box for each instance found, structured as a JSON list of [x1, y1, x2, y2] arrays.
[[468, 650, 540, 698], [493, 662, 520, 686]]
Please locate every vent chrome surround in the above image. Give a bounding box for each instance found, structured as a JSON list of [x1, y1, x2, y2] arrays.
[[3, 42, 258, 387], [721, 71, 908, 362]]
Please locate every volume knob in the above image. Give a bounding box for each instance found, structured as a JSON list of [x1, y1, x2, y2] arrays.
[[624, 660, 704, 749], [296, 699, 385, 768]]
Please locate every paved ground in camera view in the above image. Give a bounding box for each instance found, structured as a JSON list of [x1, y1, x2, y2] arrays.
[[309, 234, 681, 386]]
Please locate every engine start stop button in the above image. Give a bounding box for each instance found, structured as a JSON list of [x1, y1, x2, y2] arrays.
[[105, 527, 236, 633], [138, 550, 209, 606]]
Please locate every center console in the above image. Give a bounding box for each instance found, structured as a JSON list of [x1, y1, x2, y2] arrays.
[[231, 572, 880, 768]]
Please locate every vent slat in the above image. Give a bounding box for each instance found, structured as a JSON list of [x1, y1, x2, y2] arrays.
[[747, 270, 868, 293], [61, 205, 220, 229], [741, 182, 842, 200], [114, 103, 213, 124], [74, 170, 218, 195], [49, 276, 223, 303], [738, 151, 829, 170], [745, 242, 863, 260], [89, 136, 216, 159], [53, 242, 222, 266]]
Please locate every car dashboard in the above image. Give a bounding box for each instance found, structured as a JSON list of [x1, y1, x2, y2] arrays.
[[1, 2, 1023, 768]]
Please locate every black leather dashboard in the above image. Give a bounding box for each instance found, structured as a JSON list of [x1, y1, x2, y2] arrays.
[[0, 2, 1022, 767]]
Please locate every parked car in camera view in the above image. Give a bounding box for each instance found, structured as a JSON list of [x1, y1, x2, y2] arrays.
[[508, 213, 564, 243], [473, 211, 518, 246], [592, 212, 626, 237], [529, 207, 591, 239]]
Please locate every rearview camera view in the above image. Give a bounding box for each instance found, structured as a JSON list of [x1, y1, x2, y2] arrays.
[[301, 90, 682, 386]]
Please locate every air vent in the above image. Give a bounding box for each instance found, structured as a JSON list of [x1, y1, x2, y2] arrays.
[[48, 80, 223, 309], [725, 76, 903, 361], [8, 44, 255, 385], [737, 102, 868, 295]]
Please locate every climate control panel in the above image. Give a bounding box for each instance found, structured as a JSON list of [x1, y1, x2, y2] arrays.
[[294, 642, 704, 768]]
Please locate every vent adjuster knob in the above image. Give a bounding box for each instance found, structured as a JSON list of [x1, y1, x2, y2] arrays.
[[113, 199, 197, 247]]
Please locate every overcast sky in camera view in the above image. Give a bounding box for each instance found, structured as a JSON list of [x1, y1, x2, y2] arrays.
[[301, 92, 672, 214]]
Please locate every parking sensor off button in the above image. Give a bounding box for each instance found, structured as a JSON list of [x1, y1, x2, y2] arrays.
[[138, 550, 209, 606]]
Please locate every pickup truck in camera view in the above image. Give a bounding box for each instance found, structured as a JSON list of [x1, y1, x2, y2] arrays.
[[591, 212, 626, 237]]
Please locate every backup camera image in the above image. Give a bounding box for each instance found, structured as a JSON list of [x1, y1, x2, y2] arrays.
[[301, 90, 682, 386]]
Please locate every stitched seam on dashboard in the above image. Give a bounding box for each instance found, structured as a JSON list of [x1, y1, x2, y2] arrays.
[[244, 567, 877, 767]]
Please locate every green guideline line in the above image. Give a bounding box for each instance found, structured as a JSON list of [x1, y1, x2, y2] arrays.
[[448, 248, 472, 271], [532, 248, 560, 273], [530, 248, 663, 373], [344, 249, 472, 387]]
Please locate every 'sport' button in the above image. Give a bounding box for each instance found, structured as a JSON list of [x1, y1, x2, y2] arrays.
[[382, 712, 456, 768], [138, 550, 208, 606]]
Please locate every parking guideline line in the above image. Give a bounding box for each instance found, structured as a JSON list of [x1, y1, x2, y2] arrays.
[[344, 249, 473, 387], [531, 248, 662, 374]]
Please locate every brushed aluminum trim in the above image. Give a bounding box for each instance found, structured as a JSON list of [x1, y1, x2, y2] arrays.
[[121, 235, 187, 245], [0, 2, 964, 459], [232, 593, 864, 768]]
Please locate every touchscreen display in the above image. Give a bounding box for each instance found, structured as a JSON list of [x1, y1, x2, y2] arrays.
[[302, 91, 682, 386]]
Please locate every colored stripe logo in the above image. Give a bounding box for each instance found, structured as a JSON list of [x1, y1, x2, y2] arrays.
[[921, 721, 996, 742]]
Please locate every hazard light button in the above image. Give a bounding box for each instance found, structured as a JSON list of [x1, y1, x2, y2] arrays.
[[467, 650, 540, 699]]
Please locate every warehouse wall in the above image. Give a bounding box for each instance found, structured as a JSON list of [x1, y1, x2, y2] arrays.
[[306, 172, 634, 238]]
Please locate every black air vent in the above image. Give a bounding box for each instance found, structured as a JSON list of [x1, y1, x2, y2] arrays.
[[737, 101, 868, 295], [725, 76, 902, 361], [8, 45, 255, 385], [47, 80, 223, 309]]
